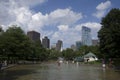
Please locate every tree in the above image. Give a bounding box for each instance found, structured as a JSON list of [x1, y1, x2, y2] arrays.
[[0, 25, 52, 62], [62, 48, 76, 60], [49, 49, 61, 60], [0, 25, 33, 62], [76, 45, 101, 58], [30, 39, 50, 61], [89, 46, 101, 58], [98, 8, 120, 59], [0, 26, 4, 35], [78, 45, 90, 54], [0, 26, 3, 32]]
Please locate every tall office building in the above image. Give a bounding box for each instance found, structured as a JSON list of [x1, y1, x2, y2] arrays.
[[27, 31, 41, 42], [76, 41, 82, 50], [56, 40, 63, 51], [81, 26, 92, 46], [42, 36, 50, 49]]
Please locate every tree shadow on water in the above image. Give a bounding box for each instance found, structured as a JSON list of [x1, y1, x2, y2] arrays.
[[0, 68, 37, 80]]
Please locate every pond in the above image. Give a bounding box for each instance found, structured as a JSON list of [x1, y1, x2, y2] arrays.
[[0, 62, 119, 80]]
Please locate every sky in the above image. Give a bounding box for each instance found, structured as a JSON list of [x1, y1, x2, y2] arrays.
[[0, 0, 120, 48]]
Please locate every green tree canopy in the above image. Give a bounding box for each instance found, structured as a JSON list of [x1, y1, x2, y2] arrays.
[[0, 26, 4, 35], [0, 26, 2, 32], [0, 25, 51, 62], [62, 48, 76, 60], [0, 25, 33, 60], [76, 45, 101, 58], [98, 8, 120, 59], [49, 49, 61, 60]]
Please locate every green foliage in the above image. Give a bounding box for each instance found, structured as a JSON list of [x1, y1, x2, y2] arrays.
[[48, 49, 61, 60], [0, 26, 3, 32], [78, 45, 90, 54], [62, 48, 76, 60], [98, 8, 120, 59], [61, 46, 101, 60], [0, 25, 33, 60], [0, 25, 50, 62], [0, 26, 3, 37], [77, 45, 101, 58]]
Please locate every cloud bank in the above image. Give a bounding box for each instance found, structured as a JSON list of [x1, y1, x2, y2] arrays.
[[93, 1, 111, 18], [0, 0, 102, 48]]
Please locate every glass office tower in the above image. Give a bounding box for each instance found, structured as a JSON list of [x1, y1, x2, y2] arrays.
[[82, 26, 92, 46]]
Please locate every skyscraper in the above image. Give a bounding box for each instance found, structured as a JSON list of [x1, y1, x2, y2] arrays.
[[81, 26, 92, 46], [56, 40, 63, 51], [27, 31, 41, 42], [42, 36, 50, 49], [76, 41, 82, 50]]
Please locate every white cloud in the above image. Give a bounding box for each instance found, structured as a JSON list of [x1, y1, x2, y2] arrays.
[[10, 0, 46, 7], [0, 0, 83, 32], [76, 22, 101, 30], [48, 8, 83, 25], [93, 11, 105, 19], [96, 1, 111, 10], [27, 12, 48, 32], [0, 0, 84, 48], [93, 1, 111, 18], [0, 0, 101, 48], [57, 25, 69, 31], [15, 7, 32, 24], [0, 0, 46, 24]]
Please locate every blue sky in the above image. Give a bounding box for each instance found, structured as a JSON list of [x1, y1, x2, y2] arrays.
[[0, 0, 120, 48]]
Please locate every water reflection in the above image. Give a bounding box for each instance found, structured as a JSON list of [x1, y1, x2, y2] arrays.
[[0, 62, 119, 80]]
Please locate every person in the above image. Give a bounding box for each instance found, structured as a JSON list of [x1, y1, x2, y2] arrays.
[[102, 59, 106, 68], [109, 59, 114, 68], [57, 61, 60, 66], [87, 59, 89, 62], [4, 60, 7, 66]]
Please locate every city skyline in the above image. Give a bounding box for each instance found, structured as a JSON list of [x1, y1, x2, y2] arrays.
[[0, 0, 120, 48]]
